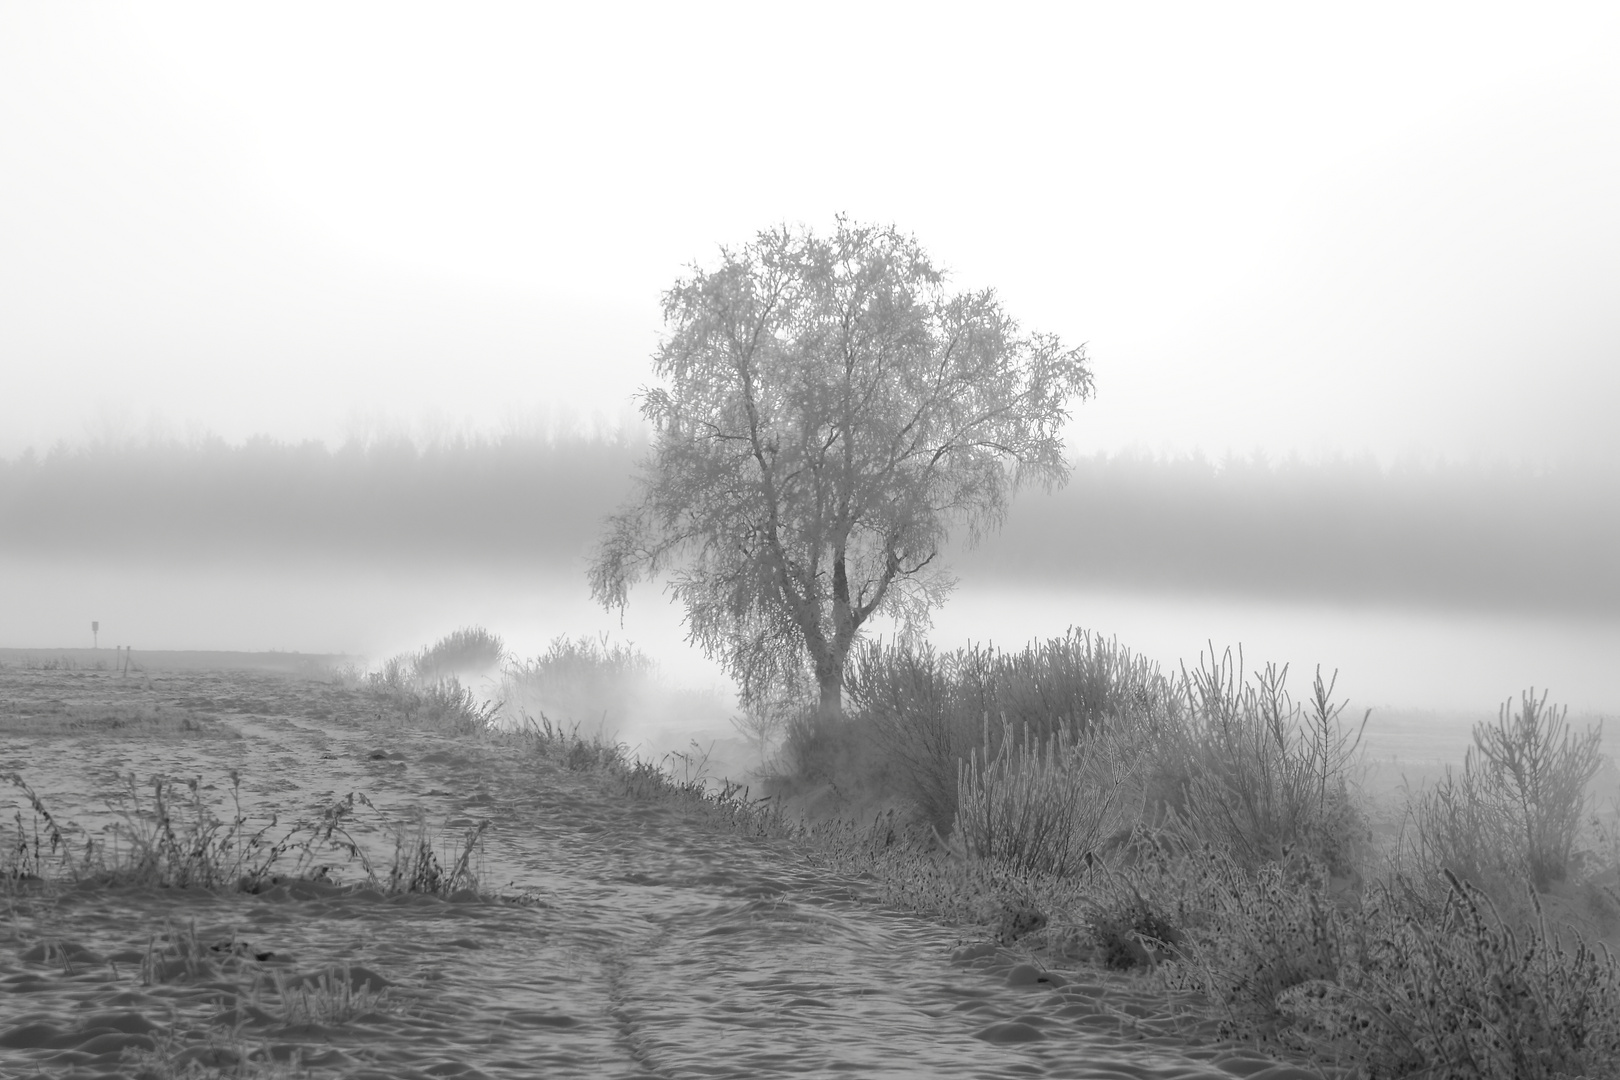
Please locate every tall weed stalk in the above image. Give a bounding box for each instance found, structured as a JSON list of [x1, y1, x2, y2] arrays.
[[1171, 648, 1367, 875]]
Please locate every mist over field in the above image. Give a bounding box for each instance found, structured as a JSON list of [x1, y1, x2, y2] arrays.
[[3, 434, 1617, 731], [3, 433, 1614, 617]]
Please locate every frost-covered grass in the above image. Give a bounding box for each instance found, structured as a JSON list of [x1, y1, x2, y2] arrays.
[[13, 622, 1614, 1078], [3, 769, 488, 900], [759, 630, 1620, 1080]]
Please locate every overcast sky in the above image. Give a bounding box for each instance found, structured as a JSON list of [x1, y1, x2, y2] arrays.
[[3, 3, 1617, 467]]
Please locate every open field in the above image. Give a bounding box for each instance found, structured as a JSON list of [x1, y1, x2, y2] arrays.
[[2, 651, 1335, 1080], [0, 649, 354, 674], [6, 637, 1620, 1080]]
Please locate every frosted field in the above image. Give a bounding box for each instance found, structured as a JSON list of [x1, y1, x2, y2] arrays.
[[2, 657, 1328, 1080]]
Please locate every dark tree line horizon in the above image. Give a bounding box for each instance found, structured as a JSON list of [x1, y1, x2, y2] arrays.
[[1, 426, 1615, 619]]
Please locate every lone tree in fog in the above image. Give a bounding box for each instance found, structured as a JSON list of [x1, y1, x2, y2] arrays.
[[589, 218, 1094, 718]]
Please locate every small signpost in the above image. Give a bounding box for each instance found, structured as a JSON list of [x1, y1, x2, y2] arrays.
[[92, 621, 99, 649]]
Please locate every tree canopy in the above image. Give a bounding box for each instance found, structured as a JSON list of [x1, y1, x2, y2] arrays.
[[589, 218, 1094, 716]]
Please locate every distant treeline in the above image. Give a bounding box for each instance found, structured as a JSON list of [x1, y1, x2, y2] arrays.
[[1, 437, 1615, 617], [952, 452, 1620, 617], [0, 434, 643, 566]]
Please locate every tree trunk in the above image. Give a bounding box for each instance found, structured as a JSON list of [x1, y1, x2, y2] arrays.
[[816, 659, 842, 720], [818, 546, 852, 719]]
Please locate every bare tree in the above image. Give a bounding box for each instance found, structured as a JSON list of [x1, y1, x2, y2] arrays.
[[590, 217, 1094, 717]]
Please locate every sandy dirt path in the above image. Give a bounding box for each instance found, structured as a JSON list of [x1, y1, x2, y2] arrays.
[[1, 662, 1328, 1080]]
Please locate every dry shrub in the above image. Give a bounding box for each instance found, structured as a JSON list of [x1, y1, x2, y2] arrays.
[[1286, 874, 1620, 1079], [509, 711, 629, 773], [953, 713, 1147, 877], [775, 704, 900, 799], [1478, 690, 1601, 888], [1164, 848, 1361, 1026], [365, 669, 501, 736], [419, 679, 503, 735], [1168, 649, 1368, 877], [362, 630, 518, 735], [498, 633, 727, 741], [413, 625, 506, 683], [369, 653, 416, 692], [840, 640, 965, 829], [1409, 689, 1603, 896], [1151, 846, 1620, 1079], [845, 629, 1176, 833], [1077, 831, 1206, 971]]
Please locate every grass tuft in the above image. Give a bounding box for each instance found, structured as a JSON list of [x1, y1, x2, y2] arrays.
[[251, 961, 396, 1026], [381, 815, 489, 897], [5, 772, 492, 901]]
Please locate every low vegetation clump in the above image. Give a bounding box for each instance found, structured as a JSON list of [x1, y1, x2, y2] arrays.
[[1170, 857, 1620, 1077], [411, 625, 506, 683], [1167, 650, 1370, 877], [4, 764, 491, 1076], [352, 630, 745, 808], [840, 629, 1177, 834], [1405, 688, 1604, 894], [353, 633, 756, 807], [106, 919, 406, 1078], [496, 632, 730, 743], [953, 713, 1146, 877], [357, 631, 507, 738], [510, 709, 633, 774], [3, 769, 489, 900], [375, 674, 504, 737]]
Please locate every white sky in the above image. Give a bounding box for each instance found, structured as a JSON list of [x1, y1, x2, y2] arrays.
[[2, 2, 1617, 466]]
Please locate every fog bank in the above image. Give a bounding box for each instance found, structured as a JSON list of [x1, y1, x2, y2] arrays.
[[3, 437, 1614, 619]]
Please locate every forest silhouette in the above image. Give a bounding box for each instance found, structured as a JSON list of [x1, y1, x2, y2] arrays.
[[1, 434, 1614, 618]]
